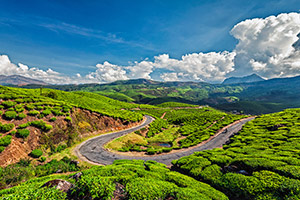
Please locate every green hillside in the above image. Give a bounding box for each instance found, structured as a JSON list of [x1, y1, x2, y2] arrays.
[[0, 86, 145, 168], [0, 160, 227, 200], [2, 108, 300, 199], [22, 75, 300, 114], [172, 108, 300, 199], [106, 106, 245, 154]]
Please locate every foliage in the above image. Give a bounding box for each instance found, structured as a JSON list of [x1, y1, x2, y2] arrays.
[[30, 149, 43, 158], [4, 111, 17, 120], [0, 157, 80, 189], [17, 113, 27, 120], [16, 129, 30, 138], [0, 123, 15, 133], [172, 108, 300, 199], [0, 135, 12, 146]]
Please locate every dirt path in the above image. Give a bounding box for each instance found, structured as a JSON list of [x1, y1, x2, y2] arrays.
[[77, 115, 255, 166]]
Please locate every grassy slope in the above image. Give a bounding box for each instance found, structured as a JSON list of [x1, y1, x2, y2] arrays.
[[172, 108, 300, 199], [0, 160, 228, 200], [106, 107, 245, 154]]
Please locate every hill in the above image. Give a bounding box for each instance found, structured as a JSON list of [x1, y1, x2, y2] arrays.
[[222, 73, 265, 84], [0, 86, 144, 167], [21, 75, 300, 114], [1, 108, 300, 199], [0, 75, 47, 86]]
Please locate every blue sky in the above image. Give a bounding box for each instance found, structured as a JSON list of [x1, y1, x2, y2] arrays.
[[0, 0, 300, 83]]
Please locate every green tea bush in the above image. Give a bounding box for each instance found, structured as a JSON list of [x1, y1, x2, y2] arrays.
[[18, 123, 30, 129], [49, 117, 57, 122], [41, 109, 52, 116], [39, 156, 46, 162], [77, 176, 115, 199], [17, 113, 27, 120], [4, 111, 17, 120], [1, 101, 16, 108], [0, 123, 15, 133], [30, 149, 43, 158], [0, 135, 12, 146], [64, 116, 72, 122], [28, 110, 39, 116], [16, 129, 30, 138], [30, 120, 52, 131]]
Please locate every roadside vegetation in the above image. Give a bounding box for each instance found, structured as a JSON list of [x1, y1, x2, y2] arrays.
[[1, 84, 300, 199], [172, 108, 300, 199], [106, 106, 245, 154], [0, 160, 228, 200]]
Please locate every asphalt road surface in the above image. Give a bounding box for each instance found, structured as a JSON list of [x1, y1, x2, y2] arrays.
[[78, 115, 254, 165]]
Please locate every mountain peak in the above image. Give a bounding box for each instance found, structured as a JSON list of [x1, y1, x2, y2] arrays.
[[222, 73, 265, 84], [0, 75, 47, 86]]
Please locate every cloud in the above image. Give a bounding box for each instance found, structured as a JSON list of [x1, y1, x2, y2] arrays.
[[231, 12, 300, 78], [0, 55, 73, 84], [2, 12, 300, 84], [85, 61, 128, 82], [153, 52, 236, 82]]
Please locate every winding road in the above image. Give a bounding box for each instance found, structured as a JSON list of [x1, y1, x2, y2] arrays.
[[77, 115, 254, 166]]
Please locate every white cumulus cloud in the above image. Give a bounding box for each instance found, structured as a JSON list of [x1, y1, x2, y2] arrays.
[[85, 61, 128, 82], [1, 12, 300, 84], [0, 55, 73, 84], [231, 12, 300, 78]]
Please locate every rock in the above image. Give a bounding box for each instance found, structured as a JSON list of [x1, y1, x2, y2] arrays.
[[55, 169, 62, 173], [69, 172, 82, 181], [42, 179, 74, 193]]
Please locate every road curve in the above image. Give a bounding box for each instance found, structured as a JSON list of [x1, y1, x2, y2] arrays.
[[78, 115, 254, 166]]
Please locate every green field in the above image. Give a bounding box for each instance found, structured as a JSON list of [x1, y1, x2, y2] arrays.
[[1, 85, 300, 199], [106, 106, 245, 154]]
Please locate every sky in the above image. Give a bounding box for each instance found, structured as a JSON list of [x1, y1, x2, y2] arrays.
[[0, 0, 300, 84]]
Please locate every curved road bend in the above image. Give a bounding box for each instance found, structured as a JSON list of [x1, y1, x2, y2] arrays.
[[78, 115, 255, 166]]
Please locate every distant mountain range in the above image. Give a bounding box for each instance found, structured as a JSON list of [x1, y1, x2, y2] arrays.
[[18, 74, 300, 114], [0, 75, 46, 86], [222, 73, 265, 84]]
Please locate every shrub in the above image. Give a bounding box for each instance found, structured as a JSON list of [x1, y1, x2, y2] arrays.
[[30, 149, 43, 158], [18, 123, 30, 129], [0, 135, 12, 146], [65, 116, 72, 122], [53, 144, 67, 153], [4, 111, 17, 120], [25, 104, 35, 110], [16, 129, 30, 138], [17, 113, 27, 120], [42, 109, 52, 116], [49, 117, 57, 122], [1, 101, 16, 108], [28, 110, 39, 116], [10, 130, 16, 135], [35, 106, 44, 110], [0, 123, 15, 132], [0, 146, 5, 153], [43, 124, 53, 132], [39, 156, 46, 162], [77, 176, 116, 199]]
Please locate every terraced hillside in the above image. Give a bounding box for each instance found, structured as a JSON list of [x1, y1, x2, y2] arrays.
[[0, 86, 144, 166], [172, 108, 300, 199], [0, 160, 228, 200], [106, 106, 245, 155]]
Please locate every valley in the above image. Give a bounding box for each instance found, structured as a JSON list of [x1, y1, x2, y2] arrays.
[[0, 82, 300, 199]]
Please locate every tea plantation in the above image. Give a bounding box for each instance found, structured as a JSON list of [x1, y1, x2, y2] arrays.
[[106, 106, 245, 154], [172, 108, 300, 199]]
